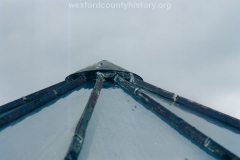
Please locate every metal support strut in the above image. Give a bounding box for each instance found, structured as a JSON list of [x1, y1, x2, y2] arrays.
[[65, 72, 105, 160], [130, 77, 240, 130], [114, 74, 240, 160], [0, 75, 87, 128], [0, 81, 67, 114]]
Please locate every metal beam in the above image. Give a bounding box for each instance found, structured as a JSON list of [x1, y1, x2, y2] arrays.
[[0, 75, 87, 128], [0, 81, 67, 114], [131, 77, 240, 130], [130, 76, 175, 100], [115, 75, 240, 160], [65, 72, 105, 160]]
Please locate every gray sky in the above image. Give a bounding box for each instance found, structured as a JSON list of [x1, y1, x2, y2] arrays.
[[1, 0, 240, 119]]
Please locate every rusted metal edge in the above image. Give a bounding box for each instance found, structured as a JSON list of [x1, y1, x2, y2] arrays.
[[115, 75, 240, 160], [0, 81, 67, 114], [131, 77, 240, 130], [0, 75, 87, 128], [65, 72, 105, 160]]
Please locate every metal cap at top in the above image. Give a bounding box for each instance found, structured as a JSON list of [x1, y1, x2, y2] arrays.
[[66, 60, 143, 80]]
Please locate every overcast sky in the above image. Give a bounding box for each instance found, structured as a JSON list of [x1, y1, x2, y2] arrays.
[[0, 0, 240, 119]]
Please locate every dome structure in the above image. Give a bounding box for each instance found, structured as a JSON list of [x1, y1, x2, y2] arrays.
[[0, 60, 240, 160]]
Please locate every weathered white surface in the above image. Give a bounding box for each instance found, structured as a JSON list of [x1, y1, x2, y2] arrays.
[[0, 83, 93, 160], [143, 90, 240, 157], [79, 83, 216, 160], [3, 82, 236, 159]]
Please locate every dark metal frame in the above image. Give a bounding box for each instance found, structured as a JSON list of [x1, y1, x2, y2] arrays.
[[1, 60, 240, 160], [0, 75, 87, 128], [115, 74, 239, 160], [131, 77, 240, 130], [65, 72, 105, 160], [0, 81, 67, 114]]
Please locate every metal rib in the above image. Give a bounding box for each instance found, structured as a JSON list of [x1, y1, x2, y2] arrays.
[[65, 72, 105, 160], [0, 75, 87, 128], [115, 75, 240, 160], [131, 78, 240, 130], [0, 81, 67, 114]]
